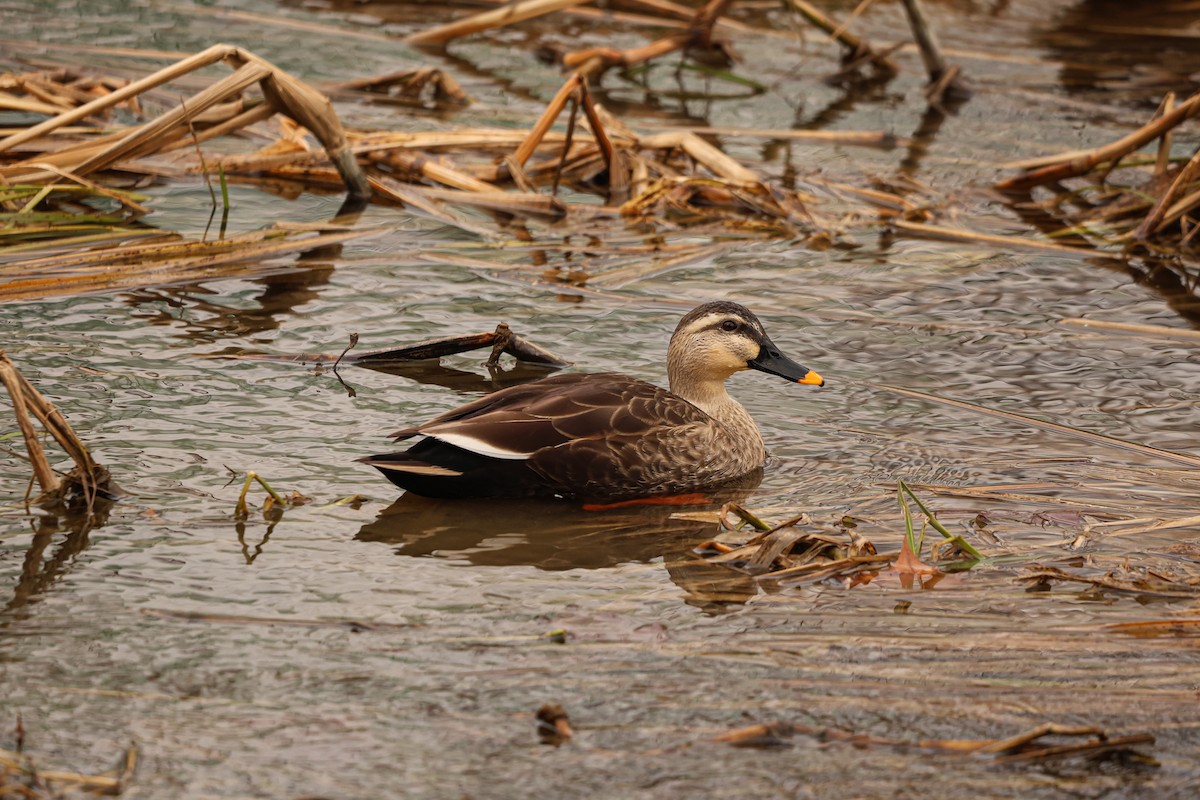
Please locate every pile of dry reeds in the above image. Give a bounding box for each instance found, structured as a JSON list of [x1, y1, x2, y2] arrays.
[[0, 42, 852, 302], [0, 351, 110, 513], [695, 503, 888, 589], [0, 0, 977, 302]]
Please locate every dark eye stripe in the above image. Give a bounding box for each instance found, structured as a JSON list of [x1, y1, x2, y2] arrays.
[[709, 317, 761, 338], [685, 314, 760, 338]]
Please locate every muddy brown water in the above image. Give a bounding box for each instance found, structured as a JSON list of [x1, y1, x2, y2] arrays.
[[2, 1, 1200, 797]]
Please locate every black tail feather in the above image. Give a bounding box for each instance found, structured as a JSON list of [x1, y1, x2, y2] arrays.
[[360, 439, 551, 499]]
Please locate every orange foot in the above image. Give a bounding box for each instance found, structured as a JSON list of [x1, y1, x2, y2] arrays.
[[581, 493, 711, 511]]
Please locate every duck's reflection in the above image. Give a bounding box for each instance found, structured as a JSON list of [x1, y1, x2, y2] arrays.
[[355, 493, 760, 608], [356, 494, 710, 569]]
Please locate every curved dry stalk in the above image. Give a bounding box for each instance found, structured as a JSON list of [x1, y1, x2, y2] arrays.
[[405, 0, 595, 45], [783, 0, 899, 75], [997, 88, 1200, 190], [0, 353, 60, 497], [898, 0, 968, 105], [512, 73, 584, 169], [503, 72, 629, 199], [0, 351, 107, 512], [563, 0, 735, 80], [639, 131, 758, 183]]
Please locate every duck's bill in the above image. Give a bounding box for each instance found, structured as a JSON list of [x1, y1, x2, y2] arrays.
[[749, 343, 824, 386]]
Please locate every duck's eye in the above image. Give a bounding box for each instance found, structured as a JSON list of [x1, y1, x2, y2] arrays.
[[720, 320, 738, 332]]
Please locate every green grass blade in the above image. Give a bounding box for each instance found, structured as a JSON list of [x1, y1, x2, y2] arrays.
[[898, 482, 920, 555], [898, 479, 983, 559], [219, 164, 230, 212]]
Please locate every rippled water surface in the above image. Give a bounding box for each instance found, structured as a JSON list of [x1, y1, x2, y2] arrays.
[[2, 1, 1200, 797]]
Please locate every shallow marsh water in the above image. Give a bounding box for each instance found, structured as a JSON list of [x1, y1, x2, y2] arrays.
[[2, 1, 1200, 797]]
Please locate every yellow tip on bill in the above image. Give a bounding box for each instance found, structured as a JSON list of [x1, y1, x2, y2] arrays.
[[798, 370, 824, 386]]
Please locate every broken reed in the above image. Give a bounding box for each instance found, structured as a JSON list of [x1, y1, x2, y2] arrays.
[[0, 350, 107, 512], [997, 87, 1200, 250], [709, 718, 1155, 765], [1, 741, 138, 798], [232, 470, 312, 519]]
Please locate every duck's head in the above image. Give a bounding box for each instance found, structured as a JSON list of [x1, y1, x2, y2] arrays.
[[668, 301, 824, 388]]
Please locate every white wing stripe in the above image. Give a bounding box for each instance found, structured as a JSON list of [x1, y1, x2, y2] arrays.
[[430, 432, 533, 460], [363, 461, 463, 476]]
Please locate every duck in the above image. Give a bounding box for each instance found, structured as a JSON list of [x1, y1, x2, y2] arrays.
[[358, 301, 824, 503]]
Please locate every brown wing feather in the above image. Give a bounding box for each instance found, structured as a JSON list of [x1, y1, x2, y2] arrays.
[[388, 373, 593, 440], [397, 372, 714, 466]]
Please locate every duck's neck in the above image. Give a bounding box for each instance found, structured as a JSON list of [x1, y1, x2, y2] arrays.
[[669, 370, 731, 416], [668, 369, 765, 451]]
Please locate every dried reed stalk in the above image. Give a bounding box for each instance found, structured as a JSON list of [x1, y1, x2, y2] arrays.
[[350, 129, 573, 152], [997, 88, 1200, 190], [0, 44, 235, 153], [0, 350, 103, 509], [783, 0, 899, 74], [563, 0, 734, 80], [415, 186, 571, 219], [501, 71, 629, 199], [0, 352, 60, 496], [1058, 317, 1200, 342], [572, 83, 628, 198], [1, 741, 137, 797], [898, 0, 946, 82], [512, 73, 585, 169], [1153, 92, 1176, 176], [891, 220, 1105, 256], [651, 125, 901, 148], [406, 0, 595, 45], [563, 33, 690, 75], [370, 150, 498, 193], [639, 131, 758, 183]]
